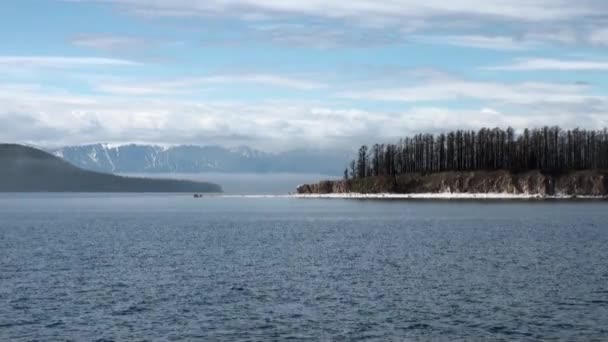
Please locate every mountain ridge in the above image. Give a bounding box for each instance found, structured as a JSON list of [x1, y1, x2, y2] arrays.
[[0, 144, 222, 193], [50, 143, 350, 175]]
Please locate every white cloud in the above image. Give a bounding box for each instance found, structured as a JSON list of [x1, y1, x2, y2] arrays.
[[69, 0, 608, 49], [413, 35, 534, 50], [245, 23, 405, 49], [386, 107, 606, 135], [201, 74, 327, 90], [93, 74, 327, 95], [76, 0, 605, 22], [71, 34, 150, 51], [0, 56, 140, 68], [590, 28, 608, 46], [1, 79, 607, 150], [523, 29, 579, 45], [485, 58, 608, 71], [337, 80, 597, 105], [0, 83, 353, 149], [94, 83, 193, 96]]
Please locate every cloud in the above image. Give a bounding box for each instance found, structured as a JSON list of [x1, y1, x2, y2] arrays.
[[94, 83, 196, 96], [0, 83, 350, 149], [590, 27, 608, 46], [522, 29, 579, 45], [93, 74, 327, 95], [201, 74, 327, 90], [1, 79, 607, 150], [68, 0, 608, 50], [5, 3, 608, 152], [0, 56, 140, 68], [71, 34, 151, 51], [246, 23, 406, 49], [337, 79, 598, 105], [412, 35, 534, 50], [198, 74, 326, 90], [384, 107, 607, 136], [485, 58, 608, 71], [0, 113, 65, 143], [74, 0, 605, 22]]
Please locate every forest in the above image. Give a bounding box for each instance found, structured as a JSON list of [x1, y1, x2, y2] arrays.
[[347, 127, 608, 179]]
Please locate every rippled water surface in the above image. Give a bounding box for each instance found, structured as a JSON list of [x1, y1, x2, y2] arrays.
[[1, 194, 608, 340]]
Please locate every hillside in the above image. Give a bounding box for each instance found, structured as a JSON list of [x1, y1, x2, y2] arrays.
[[51, 144, 350, 175], [0, 144, 222, 192], [296, 170, 608, 197]]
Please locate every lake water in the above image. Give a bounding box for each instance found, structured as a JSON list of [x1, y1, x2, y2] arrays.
[[1, 194, 608, 340], [121, 173, 337, 194]]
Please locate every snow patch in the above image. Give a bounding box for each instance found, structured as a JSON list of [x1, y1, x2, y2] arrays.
[[87, 149, 99, 164], [101, 142, 124, 150]]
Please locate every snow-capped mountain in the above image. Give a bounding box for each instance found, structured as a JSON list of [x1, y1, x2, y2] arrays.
[[51, 144, 350, 175]]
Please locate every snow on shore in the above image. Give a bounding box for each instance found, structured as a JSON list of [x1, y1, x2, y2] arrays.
[[290, 193, 607, 200], [198, 193, 606, 200]]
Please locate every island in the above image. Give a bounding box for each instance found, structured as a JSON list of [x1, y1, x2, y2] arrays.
[[0, 144, 222, 193], [296, 127, 608, 198]]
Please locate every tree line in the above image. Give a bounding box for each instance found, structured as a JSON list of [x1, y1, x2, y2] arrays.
[[346, 127, 608, 179]]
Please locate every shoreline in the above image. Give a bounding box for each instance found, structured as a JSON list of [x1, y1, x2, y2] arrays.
[[290, 193, 608, 200], [193, 193, 608, 200]]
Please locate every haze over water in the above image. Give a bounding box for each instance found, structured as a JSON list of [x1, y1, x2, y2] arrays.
[[1, 194, 607, 340], [121, 173, 337, 195]]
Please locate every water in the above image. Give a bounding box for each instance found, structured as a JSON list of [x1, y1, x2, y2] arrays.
[[1, 194, 608, 340], [121, 173, 337, 194]]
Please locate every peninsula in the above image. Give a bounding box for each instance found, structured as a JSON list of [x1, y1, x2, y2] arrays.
[[297, 127, 608, 198]]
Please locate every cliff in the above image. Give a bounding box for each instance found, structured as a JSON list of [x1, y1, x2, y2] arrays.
[[296, 170, 608, 197], [0, 144, 222, 192]]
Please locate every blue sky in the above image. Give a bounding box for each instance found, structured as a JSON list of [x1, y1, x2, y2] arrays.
[[1, 0, 608, 150]]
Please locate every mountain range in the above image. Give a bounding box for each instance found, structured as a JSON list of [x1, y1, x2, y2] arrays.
[[51, 144, 350, 175], [0, 144, 221, 192]]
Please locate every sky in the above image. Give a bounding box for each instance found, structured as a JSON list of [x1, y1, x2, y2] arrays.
[[1, 0, 608, 151]]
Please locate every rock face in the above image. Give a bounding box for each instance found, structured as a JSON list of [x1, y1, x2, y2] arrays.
[[297, 170, 608, 197]]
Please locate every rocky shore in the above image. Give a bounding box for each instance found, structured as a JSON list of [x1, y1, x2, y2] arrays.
[[296, 170, 608, 198]]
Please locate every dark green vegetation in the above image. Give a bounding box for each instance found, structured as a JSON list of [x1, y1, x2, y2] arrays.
[[348, 127, 608, 179], [0, 144, 222, 192]]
